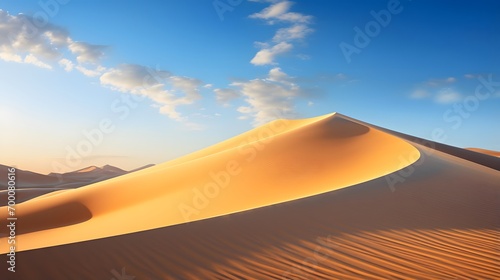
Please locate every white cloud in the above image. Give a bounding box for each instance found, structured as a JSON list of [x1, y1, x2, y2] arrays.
[[58, 58, 74, 72], [273, 24, 313, 42], [249, 1, 312, 24], [268, 67, 292, 84], [100, 64, 170, 93], [0, 52, 22, 63], [434, 88, 462, 104], [100, 64, 203, 123], [0, 10, 107, 73], [0, 11, 65, 61], [409, 87, 462, 104], [251, 41, 292, 65], [68, 41, 106, 64], [214, 88, 240, 106], [23, 54, 52, 69], [249, 1, 313, 66], [217, 67, 301, 126], [76, 65, 106, 77], [425, 77, 456, 87], [0, 10, 206, 129], [410, 89, 430, 99], [169, 76, 203, 101]]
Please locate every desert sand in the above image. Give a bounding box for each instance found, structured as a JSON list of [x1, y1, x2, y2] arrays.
[[467, 147, 500, 158], [0, 113, 499, 279]]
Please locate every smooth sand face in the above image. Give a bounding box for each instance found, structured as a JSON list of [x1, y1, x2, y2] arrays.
[[0, 113, 419, 252], [1, 112, 499, 279]]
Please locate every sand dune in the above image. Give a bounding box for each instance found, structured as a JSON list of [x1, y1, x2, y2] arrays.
[[0, 113, 499, 279], [49, 164, 127, 183], [0, 113, 419, 251], [0, 164, 138, 206], [0, 164, 68, 189], [466, 147, 500, 158]]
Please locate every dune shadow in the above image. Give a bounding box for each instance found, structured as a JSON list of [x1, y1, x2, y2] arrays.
[[16, 201, 92, 235], [319, 115, 370, 138]]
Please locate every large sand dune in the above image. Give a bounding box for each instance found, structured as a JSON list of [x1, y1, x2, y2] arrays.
[[1, 113, 499, 279]]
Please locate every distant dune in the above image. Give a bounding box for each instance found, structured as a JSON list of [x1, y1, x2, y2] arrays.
[[0, 164, 69, 189], [0, 113, 498, 279], [466, 147, 500, 158], [0, 164, 153, 206]]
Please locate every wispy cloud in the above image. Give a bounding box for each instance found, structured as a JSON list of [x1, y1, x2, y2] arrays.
[[76, 65, 106, 77], [0, 10, 105, 70], [214, 1, 314, 125], [249, 1, 312, 24], [214, 88, 240, 106], [251, 41, 292, 65], [409, 77, 463, 104], [410, 89, 430, 99], [68, 41, 107, 64], [215, 67, 301, 126], [100, 64, 203, 123], [24, 54, 52, 69], [249, 1, 314, 65], [424, 77, 456, 87], [273, 24, 313, 42], [434, 88, 462, 104], [58, 58, 74, 71], [1, 10, 205, 128]]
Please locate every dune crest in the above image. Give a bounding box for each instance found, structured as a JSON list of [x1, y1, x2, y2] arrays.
[[0, 113, 420, 252]]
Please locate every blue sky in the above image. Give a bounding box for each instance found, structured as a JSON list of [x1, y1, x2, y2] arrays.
[[0, 0, 499, 173]]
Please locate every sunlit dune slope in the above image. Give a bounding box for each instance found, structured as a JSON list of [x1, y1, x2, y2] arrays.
[[0, 113, 419, 252]]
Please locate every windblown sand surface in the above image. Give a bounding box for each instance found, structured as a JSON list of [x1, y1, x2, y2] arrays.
[[1, 113, 499, 279]]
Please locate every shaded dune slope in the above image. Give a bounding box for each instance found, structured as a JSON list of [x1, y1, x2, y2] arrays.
[[340, 114, 500, 171]]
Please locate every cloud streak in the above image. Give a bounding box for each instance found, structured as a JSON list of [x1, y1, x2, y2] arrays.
[[249, 1, 314, 66], [0, 10, 105, 69], [215, 67, 301, 126], [410, 77, 463, 104], [1, 10, 205, 127], [100, 64, 203, 122]]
